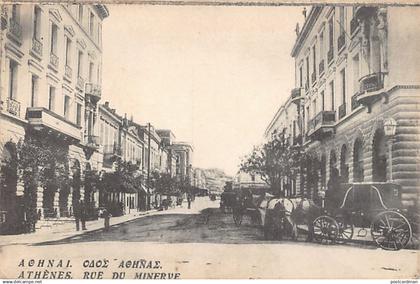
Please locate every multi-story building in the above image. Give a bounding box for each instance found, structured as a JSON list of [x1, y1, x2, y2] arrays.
[[156, 129, 177, 176], [0, 4, 108, 223], [266, 6, 420, 210], [171, 142, 194, 183]]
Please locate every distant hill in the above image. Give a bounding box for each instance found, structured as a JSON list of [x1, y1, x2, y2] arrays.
[[199, 168, 233, 193]]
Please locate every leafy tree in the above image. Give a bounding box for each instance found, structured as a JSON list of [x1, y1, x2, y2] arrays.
[[239, 130, 306, 196]]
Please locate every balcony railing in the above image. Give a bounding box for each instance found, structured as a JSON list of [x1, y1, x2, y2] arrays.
[[319, 59, 325, 76], [49, 53, 59, 69], [77, 76, 85, 90], [85, 83, 102, 101], [8, 18, 21, 41], [337, 34, 346, 52], [359, 72, 384, 94], [32, 38, 43, 57], [327, 49, 334, 64], [311, 72, 317, 84], [351, 93, 360, 110], [6, 97, 20, 117], [350, 17, 359, 36], [85, 135, 100, 149], [65, 65, 72, 80], [26, 107, 82, 143], [338, 103, 347, 119], [308, 111, 336, 135]]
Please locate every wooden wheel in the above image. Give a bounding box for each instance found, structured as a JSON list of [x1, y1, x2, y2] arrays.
[[371, 211, 412, 251], [233, 208, 243, 226], [336, 215, 354, 244], [312, 215, 339, 244]]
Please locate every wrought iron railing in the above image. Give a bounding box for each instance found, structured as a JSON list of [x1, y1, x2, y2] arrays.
[[337, 34, 346, 52], [351, 93, 360, 110], [8, 18, 21, 40], [6, 97, 20, 116], [359, 72, 384, 94], [312, 110, 336, 130], [291, 87, 302, 99], [85, 83, 102, 98], [32, 37, 43, 56], [49, 53, 59, 68], [319, 59, 325, 76], [338, 103, 347, 119]]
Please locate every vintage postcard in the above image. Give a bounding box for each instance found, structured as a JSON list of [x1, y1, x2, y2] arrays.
[[0, 0, 419, 280]]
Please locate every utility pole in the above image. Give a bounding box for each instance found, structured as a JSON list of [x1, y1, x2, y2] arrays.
[[147, 122, 151, 210]]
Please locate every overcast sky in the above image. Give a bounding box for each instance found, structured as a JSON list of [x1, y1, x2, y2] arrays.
[[102, 5, 304, 176]]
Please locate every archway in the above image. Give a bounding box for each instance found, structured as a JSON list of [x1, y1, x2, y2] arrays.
[[329, 150, 338, 183], [340, 145, 349, 183], [353, 138, 364, 182], [372, 128, 387, 182]]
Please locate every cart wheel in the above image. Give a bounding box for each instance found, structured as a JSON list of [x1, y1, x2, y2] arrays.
[[312, 215, 339, 244], [233, 210, 243, 226], [371, 211, 412, 251], [336, 215, 354, 244]]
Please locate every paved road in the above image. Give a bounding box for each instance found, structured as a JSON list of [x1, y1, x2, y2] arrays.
[[0, 197, 418, 279]]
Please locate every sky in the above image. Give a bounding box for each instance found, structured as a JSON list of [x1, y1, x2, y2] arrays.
[[102, 5, 304, 176]]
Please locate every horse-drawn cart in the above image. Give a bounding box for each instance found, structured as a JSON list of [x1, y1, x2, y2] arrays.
[[312, 182, 413, 250]]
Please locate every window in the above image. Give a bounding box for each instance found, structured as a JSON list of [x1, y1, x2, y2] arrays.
[[48, 86, 56, 111], [328, 16, 334, 53], [30, 75, 38, 107], [330, 80, 335, 111], [319, 31, 324, 60], [77, 50, 83, 77], [306, 106, 310, 121], [50, 23, 58, 55], [299, 66, 303, 88], [65, 37, 71, 66], [353, 54, 360, 94], [8, 60, 18, 99], [305, 56, 309, 88], [78, 5, 83, 22], [312, 45, 316, 78], [341, 69, 346, 105], [76, 103, 82, 126], [64, 95, 70, 120], [313, 99, 317, 115], [33, 6, 41, 40], [11, 4, 19, 21], [321, 90, 325, 111], [89, 62, 94, 82], [89, 12, 95, 36], [339, 7, 345, 36]]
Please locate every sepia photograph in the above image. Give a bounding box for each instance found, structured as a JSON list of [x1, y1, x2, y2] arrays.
[[0, 1, 419, 280]]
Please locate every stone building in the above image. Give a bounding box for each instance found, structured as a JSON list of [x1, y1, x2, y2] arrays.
[[266, 6, 420, 210], [0, 4, 108, 228]]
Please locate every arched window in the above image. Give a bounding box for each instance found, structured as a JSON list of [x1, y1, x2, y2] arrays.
[[372, 128, 387, 182], [353, 138, 364, 182], [340, 145, 349, 183]]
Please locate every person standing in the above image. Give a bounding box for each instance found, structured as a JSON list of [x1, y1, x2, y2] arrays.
[[187, 195, 191, 209], [74, 199, 81, 231], [80, 200, 87, 230]]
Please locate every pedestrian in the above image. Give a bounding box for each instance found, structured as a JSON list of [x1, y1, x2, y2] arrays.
[[187, 195, 191, 209], [74, 199, 81, 231], [80, 200, 87, 230], [102, 208, 111, 232]]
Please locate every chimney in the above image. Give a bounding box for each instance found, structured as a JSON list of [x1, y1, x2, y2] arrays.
[[105, 101, 109, 107]]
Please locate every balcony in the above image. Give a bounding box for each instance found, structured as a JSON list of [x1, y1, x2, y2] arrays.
[[290, 87, 303, 104], [351, 93, 360, 110], [338, 103, 347, 119], [77, 76, 85, 90], [311, 72, 317, 85], [85, 135, 100, 149], [319, 60, 325, 77], [49, 53, 59, 69], [103, 143, 122, 166], [64, 65, 72, 80], [26, 107, 82, 144], [337, 34, 346, 52], [307, 111, 336, 141], [5, 97, 20, 117], [350, 17, 360, 36], [7, 18, 21, 43], [85, 83, 102, 103], [357, 72, 385, 110], [327, 49, 334, 64], [31, 38, 43, 57]]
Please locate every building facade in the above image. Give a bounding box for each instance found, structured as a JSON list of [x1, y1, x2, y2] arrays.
[[0, 4, 108, 226], [266, 6, 420, 210]]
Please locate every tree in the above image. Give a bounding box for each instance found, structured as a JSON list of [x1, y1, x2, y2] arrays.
[[239, 131, 305, 196]]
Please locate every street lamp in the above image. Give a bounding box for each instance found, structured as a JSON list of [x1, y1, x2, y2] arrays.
[[384, 118, 397, 182]]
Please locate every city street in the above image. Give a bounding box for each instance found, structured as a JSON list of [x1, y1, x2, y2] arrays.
[[0, 197, 418, 279]]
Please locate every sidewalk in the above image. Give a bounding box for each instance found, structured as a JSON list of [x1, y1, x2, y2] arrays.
[[0, 209, 157, 246]]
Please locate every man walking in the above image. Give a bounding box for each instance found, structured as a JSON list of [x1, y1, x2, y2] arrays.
[[80, 200, 87, 230], [74, 199, 81, 231]]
